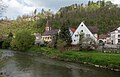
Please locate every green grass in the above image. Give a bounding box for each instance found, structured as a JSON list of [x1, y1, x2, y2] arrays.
[[29, 46, 120, 69], [59, 51, 120, 69], [29, 46, 60, 57]]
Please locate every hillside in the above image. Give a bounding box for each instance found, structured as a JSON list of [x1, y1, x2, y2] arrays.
[[51, 0, 120, 34]]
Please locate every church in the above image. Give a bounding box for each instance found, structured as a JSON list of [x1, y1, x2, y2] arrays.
[[42, 20, 60, 42]]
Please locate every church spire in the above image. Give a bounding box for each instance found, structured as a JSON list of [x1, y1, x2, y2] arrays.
[[45, 20, 51, 31]]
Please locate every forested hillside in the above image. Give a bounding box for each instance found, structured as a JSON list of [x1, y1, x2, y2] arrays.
[[51, 0, 120, 34], [0, 0, 120, 35]]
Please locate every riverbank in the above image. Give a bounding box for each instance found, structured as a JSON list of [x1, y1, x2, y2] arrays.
[[29, 46, 120, 71]]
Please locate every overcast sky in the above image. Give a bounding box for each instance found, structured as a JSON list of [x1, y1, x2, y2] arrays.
[[1, 0, 120, 19]]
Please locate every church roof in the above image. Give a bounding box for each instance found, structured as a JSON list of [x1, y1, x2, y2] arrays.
[[42, 29, 59, 36]]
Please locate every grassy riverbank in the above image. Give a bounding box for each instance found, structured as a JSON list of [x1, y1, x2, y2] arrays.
[[29, 46, 120, 70]]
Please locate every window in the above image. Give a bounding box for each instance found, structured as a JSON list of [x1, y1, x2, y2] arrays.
[[86, 34, 90, 37], [75, 35, 78, 37], [74, 40, 76, 42], [118, 39, 120, 43], [81, 30, 83, 32], [81, 25, 83, 26], [118, 35, 120, 38], [118, 30, 120, 33]]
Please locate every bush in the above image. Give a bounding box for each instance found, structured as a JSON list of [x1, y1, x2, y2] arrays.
[[57, 39, 67, 52], [2, 38, 12, 49], [10, 30, 35, 51], [29, 45, 43, 53]]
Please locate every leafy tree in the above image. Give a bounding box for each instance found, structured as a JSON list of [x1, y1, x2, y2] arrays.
[[100, 0, 105, 7], [2, 32, 13, 49], [50, 34, 58, 48], [10, 30, 35, 51], [57, 39, 67, 52], [8, 32, 13, 38], [2, 38, 12, 49]]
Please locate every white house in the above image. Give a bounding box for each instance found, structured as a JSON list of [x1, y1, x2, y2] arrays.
[[70, 22, 98, 45], [34, 33, 44, 45], [110, 26, 120, 44]]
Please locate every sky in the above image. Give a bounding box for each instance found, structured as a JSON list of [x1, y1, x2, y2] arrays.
[[1, 0, 120, 19]]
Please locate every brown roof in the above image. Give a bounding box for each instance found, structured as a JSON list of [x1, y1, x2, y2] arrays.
[[99, 34, 107, 39], [88, 26, 98, 33], [42, 29, 59, 36], [112, 26, 120, 31]]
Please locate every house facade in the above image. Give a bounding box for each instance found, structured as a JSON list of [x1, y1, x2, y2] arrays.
[[34, 33, 44, 45], [42, 20, 59, 43], [70, 22, 98, 45], [110, 26, 120, 44]]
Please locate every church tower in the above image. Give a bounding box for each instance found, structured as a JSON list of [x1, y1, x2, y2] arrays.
[[45, 20, 51, 31]]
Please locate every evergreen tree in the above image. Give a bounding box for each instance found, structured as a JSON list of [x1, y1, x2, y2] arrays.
[[59, 25, 72, 46], [88, 1, 91, 6]]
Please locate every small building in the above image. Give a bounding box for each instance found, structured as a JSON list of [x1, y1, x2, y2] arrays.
[[98, 34, 107, 43], [110, 26, 120, 44], [42, 20, 59, 43], [70, 22, 98, 45], [34, 33, 44, 45], [98, 33, 111, 44]]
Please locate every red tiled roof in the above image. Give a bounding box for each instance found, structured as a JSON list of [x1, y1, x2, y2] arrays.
[[70, 28, 76, 33]]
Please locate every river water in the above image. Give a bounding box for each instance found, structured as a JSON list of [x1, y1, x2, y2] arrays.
[[0, 49, 120, 77]]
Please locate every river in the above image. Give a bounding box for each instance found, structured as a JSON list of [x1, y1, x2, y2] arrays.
[[0, 49, 120, 77]]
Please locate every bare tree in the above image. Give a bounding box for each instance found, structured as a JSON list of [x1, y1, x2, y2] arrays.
[[0, 0, 7, 18]]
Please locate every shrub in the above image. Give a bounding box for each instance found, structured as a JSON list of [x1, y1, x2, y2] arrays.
[[2, 38, 12, 49], [57, 39, 67, 52], [10, 30, 35, 51]]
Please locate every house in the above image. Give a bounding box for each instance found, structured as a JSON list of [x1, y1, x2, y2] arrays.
[[70, 22, 98, 45], [110, 26, 120, 44], [42, 20, 59, 43], [34, 33, 44, 45]]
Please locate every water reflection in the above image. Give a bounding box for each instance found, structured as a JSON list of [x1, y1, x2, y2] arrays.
[[31, 63, 72, 77], [14, 53, 34, 71], [0, 50, 120, 77]]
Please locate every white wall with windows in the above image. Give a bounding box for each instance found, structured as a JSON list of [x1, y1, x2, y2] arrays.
[[111, 27, 120, 44], [71, 22, 98, 45]]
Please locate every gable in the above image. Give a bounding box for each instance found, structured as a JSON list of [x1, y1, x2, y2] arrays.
[[72, 22, 97, 43]]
